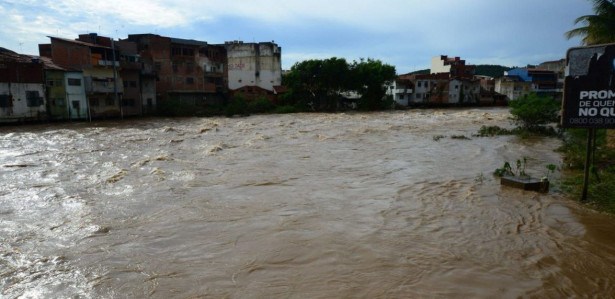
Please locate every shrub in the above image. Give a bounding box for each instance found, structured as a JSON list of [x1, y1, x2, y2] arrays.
[[224, 96, 249, 117], [248, 97, 275, 114], [509, 93, 560, 130]]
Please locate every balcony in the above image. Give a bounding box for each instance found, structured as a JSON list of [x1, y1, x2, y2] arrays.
[[97, 60, 120, 67], [85, 77, 124, 94]]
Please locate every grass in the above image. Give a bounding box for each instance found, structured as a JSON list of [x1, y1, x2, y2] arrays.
[[558, 129, 615, 213]]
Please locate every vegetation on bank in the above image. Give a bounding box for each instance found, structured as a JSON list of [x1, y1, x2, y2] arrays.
[[476, 93, 560, 138], [473, 91, 615, 212], [559, 129, 615, 213]]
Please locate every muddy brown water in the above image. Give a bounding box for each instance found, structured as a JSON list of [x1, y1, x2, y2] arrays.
[[1, 108, 615, 298]]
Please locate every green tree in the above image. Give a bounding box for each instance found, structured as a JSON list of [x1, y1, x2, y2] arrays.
[[283, 57, 350, 111], [283, 57, 396, 111], [509, 93, 560, 130], [565, 0, 615, 45], [349, 58, 397, 111]]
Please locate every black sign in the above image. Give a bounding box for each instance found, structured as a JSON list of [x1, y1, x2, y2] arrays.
[[562, 44, 615, 128]]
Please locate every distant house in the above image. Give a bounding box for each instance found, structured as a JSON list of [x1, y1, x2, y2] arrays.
[[448, 78, 480, 104], [386, 78, 413, 106], [0, 47, 47, 122], [494, 76, 532, 101], [496, 67, 560, 100]]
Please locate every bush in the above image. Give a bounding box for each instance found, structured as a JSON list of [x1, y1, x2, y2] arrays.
[[248, 97, 275, 114], [509, 93, 560, 130], [224, 96, 249, 117]]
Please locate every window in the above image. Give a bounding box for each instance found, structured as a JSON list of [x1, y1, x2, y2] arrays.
[[186, 77, 194, 85], [154, 62, 162, 71], [186, 62, 194, 71], [130, 81, 137, 88], [105, 96, 115, 106], [398, 94, 404, 99], [47, 79, 62, 87], [417, 82, 422, 88], [172, 62, 178, 72], [26, 91, 43, 107], [147, 98, 153, 107], [55, 98, 66, 106], [67, 78, 81, 86], [172, 47, 182, 56], [123, 80, 128, 88], [90, 98, 99, 107], [0, 94, 11, 107]]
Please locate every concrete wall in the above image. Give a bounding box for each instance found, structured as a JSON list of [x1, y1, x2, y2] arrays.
[[65, 72, 88, 119], [431, 56, 451, 74], [0, 82, 46, 122], [226, 42, 282, 91]]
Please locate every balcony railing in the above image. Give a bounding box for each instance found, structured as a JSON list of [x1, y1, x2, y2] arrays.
[[84, 77, 124, 94]]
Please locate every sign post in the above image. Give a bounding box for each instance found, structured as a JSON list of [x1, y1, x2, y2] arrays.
[[563, 43, 615, 201]]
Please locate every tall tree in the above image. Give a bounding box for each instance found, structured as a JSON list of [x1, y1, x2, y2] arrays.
[[565, 0, 615, 45]]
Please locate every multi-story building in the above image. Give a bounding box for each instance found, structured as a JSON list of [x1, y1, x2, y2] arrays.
[[494, 76, 532, 101], [126, 34, 226, 108], [116, 40, 143, 116], [223, 41, 282, 99], [0, 47, 47, 122], [431, 55, 475, 78], [386, 78, 414, 106], [448, 78, 480, 104], [401, 73, 450, 105], [497, 67, 560, 100], [39, 33, 124, 118]]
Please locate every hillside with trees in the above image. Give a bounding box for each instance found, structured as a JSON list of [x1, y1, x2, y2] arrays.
[[406, 64, 512, 77]]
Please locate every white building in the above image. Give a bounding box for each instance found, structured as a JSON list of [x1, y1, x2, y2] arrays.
[[64, 71, 88, 119], [224, 41, 282, 92], [0, 82, 46, 122], [386, 79, 413, 106], [448, 78, 481, 104]]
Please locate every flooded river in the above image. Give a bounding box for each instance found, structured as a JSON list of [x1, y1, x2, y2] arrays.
[[1, 108, 615, 298]]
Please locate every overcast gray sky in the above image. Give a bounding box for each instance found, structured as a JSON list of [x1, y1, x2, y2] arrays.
[[0, 0, 594, 74]]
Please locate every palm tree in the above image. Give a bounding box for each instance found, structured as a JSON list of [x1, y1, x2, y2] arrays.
[[566, 0, 615, 45]]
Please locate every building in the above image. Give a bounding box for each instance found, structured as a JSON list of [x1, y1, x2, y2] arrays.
[[401, 73, 450, 105], [498, 67, 561, 100], [0, 47, 47, 122], [431, 55, 475, 78], [448, 78, 480, 104], [495, 76, 532, 101], [40, 33, 124, 118], [386, 78, 414, 106], [223, 41, 282, 99], [126, 34, 227, 109]]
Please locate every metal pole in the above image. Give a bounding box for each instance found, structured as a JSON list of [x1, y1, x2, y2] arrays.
[[581, 128, 595, 201]]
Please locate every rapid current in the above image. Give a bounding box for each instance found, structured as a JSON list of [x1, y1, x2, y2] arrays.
[[1, 108, 615, 298]]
